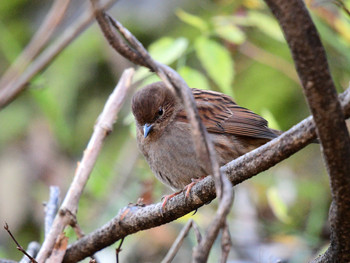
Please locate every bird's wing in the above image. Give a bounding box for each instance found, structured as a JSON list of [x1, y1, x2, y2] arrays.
[[175, 88, 278, 140]]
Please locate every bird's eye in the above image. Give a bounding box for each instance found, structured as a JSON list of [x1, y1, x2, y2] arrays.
[[158, 107, 164, 116]]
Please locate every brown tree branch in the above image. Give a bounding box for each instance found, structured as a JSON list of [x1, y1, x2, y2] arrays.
[[62, 87, 350, 263], [263, 0, 350, 262], [35, 68, 134, 263], [220, 223, 232, 263], [192, 175, 233, 262]]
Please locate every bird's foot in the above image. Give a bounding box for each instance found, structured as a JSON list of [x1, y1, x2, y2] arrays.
[[184, 176, 206, 197], [161, 190, 182, 212], [160, 177, 206, 214]]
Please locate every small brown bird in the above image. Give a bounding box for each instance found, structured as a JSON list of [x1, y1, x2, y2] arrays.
[[132, 82, 280, 204]]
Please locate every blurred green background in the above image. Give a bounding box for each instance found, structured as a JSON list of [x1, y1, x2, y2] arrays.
[[0, 0, 349, 262]]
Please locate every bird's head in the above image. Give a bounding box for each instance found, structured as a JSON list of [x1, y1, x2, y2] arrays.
[[132, 82, 177, 139]]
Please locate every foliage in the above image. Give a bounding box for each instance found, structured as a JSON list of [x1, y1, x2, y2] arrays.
[[0, 0, 349, 262]]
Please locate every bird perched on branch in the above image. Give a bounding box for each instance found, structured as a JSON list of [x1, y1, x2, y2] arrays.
[[132, 82, 280, 207]]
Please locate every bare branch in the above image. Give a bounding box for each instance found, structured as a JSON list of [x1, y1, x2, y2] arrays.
[[192, 176, 233, 262], [263, 0, 350, 261], [115, 238, 124, 263], [191, 221, 202, 244], [19, 242, 41, 263], [220, 223, 232, 263], [46, 233, 68, 263], [35, 68, 134, 262], [161, 220, 194, 263], [44, 186, 60, 238], [0, 0, 119, 109], [4, 223, 38, 263]]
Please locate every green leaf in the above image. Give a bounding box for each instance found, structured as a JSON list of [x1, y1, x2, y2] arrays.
[[213, 17, 246, 44], [194, 36, 234, 96], [148, 37, 189, 65], [176, 9, 209, 32], [178, 66, 210, 90]]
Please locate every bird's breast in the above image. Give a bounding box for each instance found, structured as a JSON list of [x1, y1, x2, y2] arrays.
[[138, 122, 208, 190]]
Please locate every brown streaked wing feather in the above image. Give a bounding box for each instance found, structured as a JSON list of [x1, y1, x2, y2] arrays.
[[175, 88, 278, 140]]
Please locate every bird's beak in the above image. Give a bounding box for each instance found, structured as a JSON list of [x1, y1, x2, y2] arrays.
[[143, 123, 154, 138]]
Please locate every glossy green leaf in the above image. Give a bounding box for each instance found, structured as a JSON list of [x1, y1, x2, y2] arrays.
[[195, 36, 234, 96], [178, 66, 210, 90]]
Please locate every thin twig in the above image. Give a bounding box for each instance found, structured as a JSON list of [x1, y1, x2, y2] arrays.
[[4, 223, 38, 263], [115, 237, 124, 263], [161, 220, 194, 263], [0, 0, 119, 109], [35, 68, 134, 262], [220, 223, 232, 263], [192, 176, 233, 262], [191, 221, 202, 244], [19, 242, 41, 263], [44, 186, 60, 238]]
